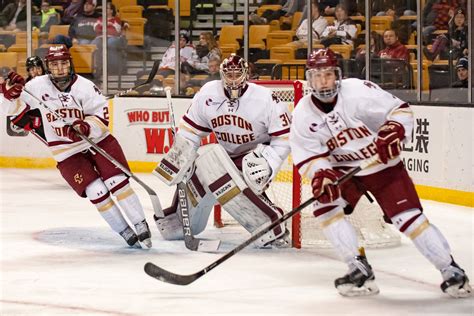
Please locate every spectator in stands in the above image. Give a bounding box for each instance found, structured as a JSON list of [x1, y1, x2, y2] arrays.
[[33, 0, 59, 32], [373, 0, 417, 17], [378, 29, 409, 61], [250, 0, 305, 26], [0, 0, 29, 31], [292, 1, 327, 47], [320, 4, 357, 47], [424, 7, 468, 61], [92, 2, 127, 76], [157, 30, 197, 78], [355, 30, 384, 75], [452, 57, 468, 88], [53, 0, 98, 47], [184, 56, 221, 96], [187, 31, 221, 74], [61, 0, 83, 25], [422, 0, 460, 44]]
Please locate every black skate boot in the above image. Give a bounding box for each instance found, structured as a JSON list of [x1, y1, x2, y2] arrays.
[[335, 249, 379, 297], [119, 226, 140, 248], [135, 219, 152, 248], [440, 258, 472, 298]]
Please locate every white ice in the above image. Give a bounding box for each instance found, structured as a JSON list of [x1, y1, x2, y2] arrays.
[[0, 168, 473, 315]]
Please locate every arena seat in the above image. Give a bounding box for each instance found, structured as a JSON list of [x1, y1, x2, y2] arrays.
[[118, 5, 144, 19], [329, 44, 352, 59], [256, 5, 282, 16], [218, 25, 244, 51], [249, 25, 271, 50], [47, 25, 70, 41], [371, 16, 393, 32], [70, 45, 97, 74], [123, 17, 147, 46], [270, 45, 295, 60], [266, 31, 295, 50], [0, 52, 18, 70], [112, 0, 136, 10]]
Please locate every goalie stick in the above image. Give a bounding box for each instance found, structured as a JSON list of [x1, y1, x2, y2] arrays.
[[144, 155, 380, 285], [105, 59, 160, 99], [159, 86, 220, 252], [21, 88, 165, 219]]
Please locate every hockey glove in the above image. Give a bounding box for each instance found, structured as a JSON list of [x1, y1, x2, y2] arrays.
[[2, 71, 25, 101], [375, 121, 405, 164], [67, 119, 91, 142], [312, 169, 341, 204]]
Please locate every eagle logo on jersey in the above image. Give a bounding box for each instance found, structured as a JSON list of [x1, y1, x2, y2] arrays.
[[205, 98, 212, 106], [74, 173, 83, 184], [326, 113, 346, 133], [59, 94, 71, 107]]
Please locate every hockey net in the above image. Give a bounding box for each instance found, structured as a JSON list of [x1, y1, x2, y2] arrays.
[[213, 80, 400, 249]]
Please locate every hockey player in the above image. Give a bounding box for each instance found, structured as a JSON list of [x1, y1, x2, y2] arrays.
[[289, 48, 471, 298], [153, 54, 292, 248], [0, 45, 152, 248]]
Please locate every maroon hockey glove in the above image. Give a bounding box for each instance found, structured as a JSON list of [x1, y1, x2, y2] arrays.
[[312, 169, 341, 204], [375, 121, 405, 164], [67, 120, 90, 142], [7, 71, 25, 86]]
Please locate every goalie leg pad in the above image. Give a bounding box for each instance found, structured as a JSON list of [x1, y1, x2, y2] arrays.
[[155, 181, 215, 240], [153, 134, 198, 186], [195, 144, 285, 247]]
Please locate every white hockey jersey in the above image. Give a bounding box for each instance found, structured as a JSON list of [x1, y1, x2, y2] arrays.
[[179, 80, 291, 159], [0, 75, 110, 162], [290, 78, 414, 179]]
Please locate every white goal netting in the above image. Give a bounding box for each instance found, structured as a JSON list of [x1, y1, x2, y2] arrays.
[[215, 80, 401, 249]]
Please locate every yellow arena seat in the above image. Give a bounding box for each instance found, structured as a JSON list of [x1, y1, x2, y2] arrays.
[[0, 52, 18, 70], [218, 25, 244, 51], [48, 25, 70, 41], [118, 5, 144, 19], [123, 17, 147, 46], [70, 45, 97, 74], [249, 25, 271, 50]]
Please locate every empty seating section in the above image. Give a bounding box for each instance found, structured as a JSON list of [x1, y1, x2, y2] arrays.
[[123, 18, 147, 46]]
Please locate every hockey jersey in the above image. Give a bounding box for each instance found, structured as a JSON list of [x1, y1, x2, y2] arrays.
[[290, 78, 414, 179], [180, 80, 291, 159], [0, 74, 110, 162]]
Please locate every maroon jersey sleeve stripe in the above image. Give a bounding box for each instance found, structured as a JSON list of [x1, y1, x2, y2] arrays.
[[87, 114, 109, 126], [182, 115, 212, 133], [48, 139, 78, 146], [269, 128, 290, 137], [11, 105, 31, 125], [295, 151, 330, 170]]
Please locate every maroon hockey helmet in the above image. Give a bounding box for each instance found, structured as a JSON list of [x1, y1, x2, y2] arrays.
[[220, 54, 249, 100], [306, 48, 342, 101], [44, 45, 75, 88]]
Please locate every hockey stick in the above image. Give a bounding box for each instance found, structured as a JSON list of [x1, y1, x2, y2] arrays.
[[144, 155, 380, 285], [21, 88, 164, 219], [105, 59, 160, 99], [161, 86, 220, 252]]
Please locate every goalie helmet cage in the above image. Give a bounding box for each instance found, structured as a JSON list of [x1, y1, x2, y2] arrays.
[[213, 80, 401, 249]]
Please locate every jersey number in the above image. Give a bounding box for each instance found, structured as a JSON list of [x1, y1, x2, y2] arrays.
[[279, 113, 291, 127]]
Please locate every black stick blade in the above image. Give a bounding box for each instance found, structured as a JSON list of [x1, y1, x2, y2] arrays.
[[144, 262, 203, 286]]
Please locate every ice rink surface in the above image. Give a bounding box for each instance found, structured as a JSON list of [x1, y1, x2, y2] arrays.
[[0, 168, 472, 315]]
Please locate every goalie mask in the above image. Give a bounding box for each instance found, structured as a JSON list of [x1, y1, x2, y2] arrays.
[[44, 45, 75, 90], [220, 54, 249, 101], [306, 48, 342, 102], [25, 56, 45, 81]]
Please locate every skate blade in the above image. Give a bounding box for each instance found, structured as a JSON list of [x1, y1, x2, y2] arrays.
[[445, 282, 472, 298], [139, 238, 153, 249], [131, 242, 142, 249], [337, 280, 380, 297]]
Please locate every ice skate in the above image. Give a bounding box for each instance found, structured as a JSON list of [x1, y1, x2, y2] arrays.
[[335, 252, 379, 297], [119, 226, 140, 248], [135, 219, 152, 248], [263, 229, 291, 249], [440, 259, 472, 298]]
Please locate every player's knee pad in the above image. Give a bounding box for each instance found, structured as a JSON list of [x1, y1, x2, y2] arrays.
[[195, 144, 286, 245], [85, 178, 110, 205], [390, 208, 423, 232], [103, 174, 129, 194]]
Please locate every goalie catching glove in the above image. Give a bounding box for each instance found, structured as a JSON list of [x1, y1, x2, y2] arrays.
[[242, 144, 283, 195], [312, 169, 341, 204], [375, 120, 405, 164]]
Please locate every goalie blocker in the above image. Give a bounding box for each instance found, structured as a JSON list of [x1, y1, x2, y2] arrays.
[[155, 144, 290, 248]]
